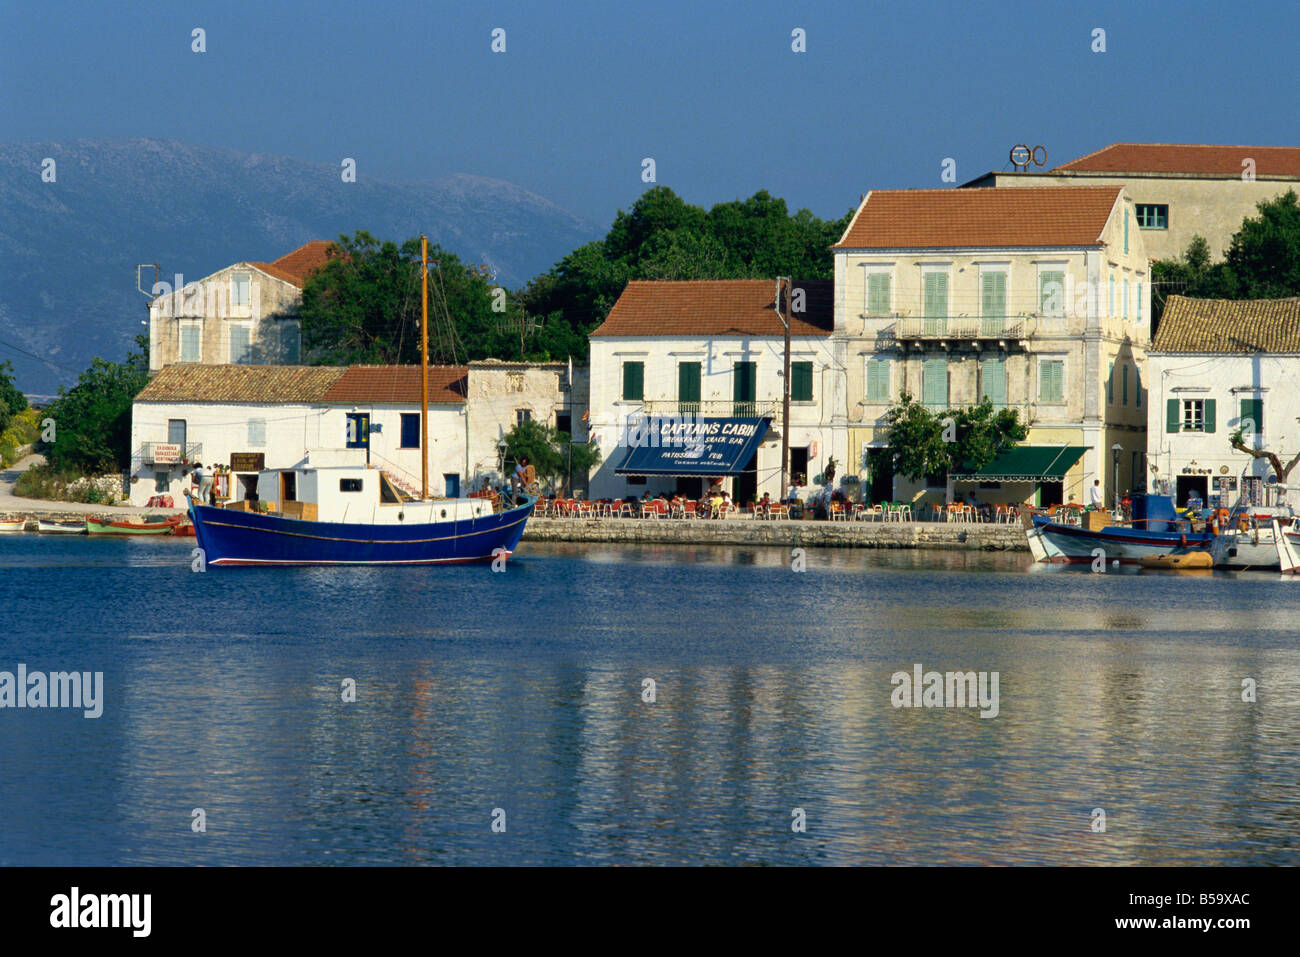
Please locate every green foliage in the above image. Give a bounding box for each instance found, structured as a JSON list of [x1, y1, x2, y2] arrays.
[[41, 336, 150, 473], [502, 418, 601, 491], [1153, 190, 1300, 321], [0, 408, 40, 467], [883, 393, 1027, 481], [0, 360, 27, 435]]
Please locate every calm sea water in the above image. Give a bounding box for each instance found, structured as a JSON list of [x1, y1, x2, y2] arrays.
[[0, 534, 1297, 866]]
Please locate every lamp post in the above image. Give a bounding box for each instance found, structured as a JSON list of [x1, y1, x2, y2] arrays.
[[498, 437, 508, 486], [1111, 443, 1122, 510]]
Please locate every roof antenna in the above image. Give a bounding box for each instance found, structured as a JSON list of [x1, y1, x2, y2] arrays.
[[136, 263, 160, 297]]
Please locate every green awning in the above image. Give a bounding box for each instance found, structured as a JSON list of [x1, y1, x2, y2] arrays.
[[950, 445, 1089, 482]]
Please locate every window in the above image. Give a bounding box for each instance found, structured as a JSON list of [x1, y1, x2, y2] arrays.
[[1123, 279, 1129, 320], [1167, 398, 1216, 433], [678, 361, 701, 411], [1136, 204, 1168, 229], [516, 409, 532, 426], [1122, 365, 1129, 406], [232, 272, 250, 307], [281, 322, 300, 363], [230, 323, 251, 363], [154, 471, 169, 493], [180, 322, 201, 361], [555, 413, 571, 435], [980, 357, 1006, 406], [1123, 210, 1130, 254], [866, 272, 891, 314], [622, 361, 644, 401], [866, 358, 892, 402], [733, 361, 757, 413], [922, 357, 948, 408], [1108, 275, 1115, 316], [400, 413, 420, 449], [791, 361, 813, 402], [1107, 362, 1114, 404], [1039, 271, 1065, 317], [339, 478, 363, 492], [1038, 360, 1064, 403], [248, 418, 266, 447], [1136, 368, 1142, 407], [1240, 398, 1263, 437], [1137, 282, 1143, 323], [168, 419, 187, 447], [924, 470, 947, 489], [980, 271, 1007, 334], [923, 272, 948, 332]]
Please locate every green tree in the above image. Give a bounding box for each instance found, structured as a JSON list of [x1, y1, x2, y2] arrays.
[[883, 393, 1027, 481], [503, 418, 602, 493], [883, 393, 950, 481], [41, 335, 150, 473], [1225, 189, 1300, 298], [947, 398, 1029, 473], [0, 359, 27, 434]]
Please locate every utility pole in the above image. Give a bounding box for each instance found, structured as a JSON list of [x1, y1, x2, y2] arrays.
[[421, 235, 429, 501], [776, 276, 792, 500]]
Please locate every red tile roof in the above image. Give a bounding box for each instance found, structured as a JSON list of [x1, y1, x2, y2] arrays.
[[249, 241, 337, 288], [833, 187, 1123, 249], [1152, 295, 1300, 352], [590, 280, 833, 338], [137, 365, 346, 403], [322, 365, 468, 405], [1055, 143, 1300, 178]]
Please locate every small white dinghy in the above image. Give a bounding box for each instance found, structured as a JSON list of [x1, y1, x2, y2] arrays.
[[0, 516, 27, 532], [37, 519, 87, 534]]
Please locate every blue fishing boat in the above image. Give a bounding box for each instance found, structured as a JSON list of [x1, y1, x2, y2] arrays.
[[187, 466, 533, 566], [1025, 493, 1222, 564]]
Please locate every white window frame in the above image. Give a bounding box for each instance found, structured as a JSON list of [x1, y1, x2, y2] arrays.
[[862, 263, 894, 316], [864, 355, 892, 403], [179, 319, 202, 362], [1037, 357, 1066, 404], [229, 322, 253, 364], [1181, 399, 1205, 432], [1036, 263, 1068, 319], [231, 271, 252, 314], [977, 263, 1010, 318]]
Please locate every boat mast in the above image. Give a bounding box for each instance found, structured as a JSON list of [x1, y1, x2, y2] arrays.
[[421, 235, 429, 501]]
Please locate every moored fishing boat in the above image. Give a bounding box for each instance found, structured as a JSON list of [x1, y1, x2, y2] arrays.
[[171, 522, 196, 537], [0, 516, 26, 532], [1026, 493, 1221, 564], [86, 514, 183, 535], [37, 519, 87, 534]]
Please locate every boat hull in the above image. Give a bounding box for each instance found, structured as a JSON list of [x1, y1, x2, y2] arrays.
[[86, 515, 182, 535], [1029, 516, 1217, 564], [37, 521, 86, 534], [188, 496, 535, 566], [0, 518, 26, 533]]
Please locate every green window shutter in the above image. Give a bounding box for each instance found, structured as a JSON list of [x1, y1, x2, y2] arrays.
[[1240, 398, 1262, 436], [1124, 210, 1130, 254], [733, 361, 756, 403], [791, 362, 813, 401], [866, 359, 891, 402], [867, 273, 891, 314], [923, 273, 948, 319], [1204, 398, 1216, 434], [678, 362, 701, 404], [1166, 398, 1180, 433], [1137, 283, 1143, 322], [1122, 365, 1129, 405], [981, 357, 1006, 406], [1107, 362, 1114, 403], [922, 357, 947, 407], [1039, 361, 1062, 403], [1108, 276, 1115, 315], [981, 272, 1006, 317], [1136, 369, 1142, 407], [623, 361, 644, 401], [1040, 271, 1065, 316]]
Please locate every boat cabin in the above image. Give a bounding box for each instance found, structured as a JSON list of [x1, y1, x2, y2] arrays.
[[251, 466, 493, 524]]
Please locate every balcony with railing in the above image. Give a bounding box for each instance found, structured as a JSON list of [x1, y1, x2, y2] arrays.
[[639, 399, 782, 418], [141, 441, 203, 464], [890, 315, 1034, 342]]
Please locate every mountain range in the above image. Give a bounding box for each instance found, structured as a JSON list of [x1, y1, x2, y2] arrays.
[[0, 138, 598, 395]]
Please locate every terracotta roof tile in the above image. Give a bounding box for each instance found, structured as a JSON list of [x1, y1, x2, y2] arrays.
[[1152, 295, 1300, 353], [833, 187, 1122, 249], [247, 241, 337, 288], [322, 365, 468, 405], [1055, 143, 1300, 178], [136, 365, 346, 403], [590, 280, 832, 338]]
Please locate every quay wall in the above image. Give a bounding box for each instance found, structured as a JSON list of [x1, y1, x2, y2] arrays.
[[522, 517, 1028, 551]]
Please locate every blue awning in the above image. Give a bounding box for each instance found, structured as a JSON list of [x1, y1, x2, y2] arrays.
[[614, 416, 771, 476]]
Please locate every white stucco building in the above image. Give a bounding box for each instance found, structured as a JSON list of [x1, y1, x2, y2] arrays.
[[1146, 295, 1300, 509]]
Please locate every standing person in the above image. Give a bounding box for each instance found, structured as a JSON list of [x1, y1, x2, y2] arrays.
[[511, 456, 529, 501], [193, 462, 212, 506], [1087, 479, 1103, 510]]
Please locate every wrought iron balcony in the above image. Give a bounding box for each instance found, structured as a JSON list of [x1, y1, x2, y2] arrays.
[[639, 399, 782, 418], [891, 316, 1033, 341]]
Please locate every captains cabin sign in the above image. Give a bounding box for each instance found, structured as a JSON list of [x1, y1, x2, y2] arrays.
[[614, 416, 772, 476]]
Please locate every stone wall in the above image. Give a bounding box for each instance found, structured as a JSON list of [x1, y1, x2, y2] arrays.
[[522, 517, 1027, 551]]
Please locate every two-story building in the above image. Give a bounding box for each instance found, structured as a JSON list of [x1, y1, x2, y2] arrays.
[[586, 279, 836, 502], [1146, 295, 1300, 509], [963, 143, 1300, 262], [147, 241, 333, 371], [831, 186, 1151, 509]]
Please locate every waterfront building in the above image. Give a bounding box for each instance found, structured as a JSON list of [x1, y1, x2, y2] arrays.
[[130, 364, 467, 506], [830, 186, 1151, 510], [146, 240, 332, 372], [963, 143, 1300, 262], [1145, 295, 1300, 509], [586, 279, 835, 502]]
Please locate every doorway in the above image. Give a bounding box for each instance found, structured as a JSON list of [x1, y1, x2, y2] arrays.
[[733, 453, 758, 505], [675, 476, 703, 498], [444, 473, 460, 498], [280, 471, 297, 503], [867, 448, 893, 503], [1175, 475, 1208, 509], [789, 447, 809, 486], [1036, 481, 1063, 507]]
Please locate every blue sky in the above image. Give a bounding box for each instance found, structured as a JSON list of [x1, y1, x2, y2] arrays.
[[3, 0, 1297, 228]]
